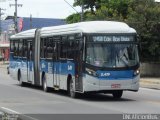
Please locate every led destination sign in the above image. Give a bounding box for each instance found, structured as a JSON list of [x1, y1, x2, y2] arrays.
[[92, 36, 135, 42]]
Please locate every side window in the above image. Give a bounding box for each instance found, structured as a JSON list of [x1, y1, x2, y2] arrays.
[[40, 38, 44, 58], [44, 38, 47, 58], [67, 40, 74, 59], [14, 41, 19, 57], [19, 40, 23, 57], [47, 38, 53, 59], [10, 40, 15, 58], [53, 36, 60, 60], [40, 38, 48, 58], [60, 39, 63, 59], [28, 41, 33, 60], [23, 40, 28, 58], [60, 36, 68, 59], [52, 42, 57, 60], [60, 35, 81, 60], [10, 40, 14, 53], [40, 38, 55, 59], [67, 35, 80, 59]]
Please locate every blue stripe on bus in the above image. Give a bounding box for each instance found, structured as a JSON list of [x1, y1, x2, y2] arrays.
[[10, 60, 33, 71], [96, 70, 134, 80], [10, 56, 134, 81], [40, 60, 75, 76]]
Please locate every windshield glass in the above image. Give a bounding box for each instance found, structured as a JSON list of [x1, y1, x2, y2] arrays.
[[86, 43, 139, 68]]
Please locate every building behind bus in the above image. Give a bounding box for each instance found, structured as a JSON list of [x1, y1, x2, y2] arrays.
[[0, 16, 65, 61]]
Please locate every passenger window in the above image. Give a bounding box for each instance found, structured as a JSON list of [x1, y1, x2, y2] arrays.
[[40, 38, 44, 58], [23, 40, 28, 58], [19, 40, 23, 57], [14, 41, 19, 57], [44, 39, 47, 58], [47, 38, 53, 59], [10, 40, 14, 52]]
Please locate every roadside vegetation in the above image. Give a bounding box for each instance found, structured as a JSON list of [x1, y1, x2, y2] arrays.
[[66, 0, 160, 62]]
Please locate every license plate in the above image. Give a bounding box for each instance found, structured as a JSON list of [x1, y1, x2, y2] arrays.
[[111, 84, 121, 88]]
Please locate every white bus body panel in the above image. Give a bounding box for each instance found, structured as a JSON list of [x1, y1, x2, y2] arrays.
[[83, 75, 140, 92]]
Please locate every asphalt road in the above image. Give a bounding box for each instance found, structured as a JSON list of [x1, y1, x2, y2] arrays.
[[0, 66, 160, 120]]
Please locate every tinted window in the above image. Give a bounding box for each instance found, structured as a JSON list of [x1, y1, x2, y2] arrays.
[[19, 40, 23, 57], [14, 41, 19, 57], [47, 38, 53, 59]]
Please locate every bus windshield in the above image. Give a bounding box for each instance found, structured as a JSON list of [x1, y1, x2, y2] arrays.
[[86, 43, 139, 68]]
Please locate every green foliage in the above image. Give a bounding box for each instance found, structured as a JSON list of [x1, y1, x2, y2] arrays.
[[127, 0, 160, 61], [66, 0, 160, 62], [73, 0, 101, 13], [66, 13, 81, 24]]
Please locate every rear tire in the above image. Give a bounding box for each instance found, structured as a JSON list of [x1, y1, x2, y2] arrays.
[[18, 72, 24, 86], [7, 66, 9, 74], [112, 90, 123, 99], [42, 75, 49, 92]]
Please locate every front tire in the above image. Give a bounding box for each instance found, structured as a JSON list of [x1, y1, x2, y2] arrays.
[[68, 79, 78, 98], [112, 90, 123, 99]]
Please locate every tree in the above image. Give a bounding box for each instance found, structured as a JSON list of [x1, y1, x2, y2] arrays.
[[66, 0, 160, 62], [73, 0, 101, 14], [66, 13, 81, 24], [127, 0, 160, 61], [67, 0, 131, 22]]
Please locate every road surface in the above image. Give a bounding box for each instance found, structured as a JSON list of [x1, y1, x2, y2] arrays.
[[0, 65, 160, 120]]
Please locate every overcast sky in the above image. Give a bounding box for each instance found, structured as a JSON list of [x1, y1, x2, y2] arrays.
[[1, 0, 160, 19], [0, 0, 81, 19]]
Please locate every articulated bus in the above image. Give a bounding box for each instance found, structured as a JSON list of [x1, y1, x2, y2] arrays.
[[9, 21, 140, 98]]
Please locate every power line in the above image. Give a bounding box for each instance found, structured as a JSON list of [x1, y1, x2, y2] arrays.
[[63, 0, 79, 14], [63, 0, 84, 21]]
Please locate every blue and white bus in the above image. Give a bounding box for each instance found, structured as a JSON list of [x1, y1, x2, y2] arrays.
[[9, 21, 140, 98]]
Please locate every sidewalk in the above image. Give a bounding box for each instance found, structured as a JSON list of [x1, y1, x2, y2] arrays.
[[0, 61, 9, 68], [140, 77, 160, 90], [0, 61, 9, 64]]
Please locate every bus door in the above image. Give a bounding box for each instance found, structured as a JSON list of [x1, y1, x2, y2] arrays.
[[27, 40, 33, 82], [75, 40, 83, 92], [53, 41, 60, 89]]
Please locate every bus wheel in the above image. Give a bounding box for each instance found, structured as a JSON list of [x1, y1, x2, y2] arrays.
[[112, 90, 123, 99], [7, 66, 10, 74], [18, 72, 24, 86], [69, 79, 77, 98], [42, 75, 49, 92]]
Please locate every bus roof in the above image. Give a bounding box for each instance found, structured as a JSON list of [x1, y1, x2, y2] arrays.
[[40, 21, 136, 37], [10, 29, 36, 39], [10, 21, 136, 39]]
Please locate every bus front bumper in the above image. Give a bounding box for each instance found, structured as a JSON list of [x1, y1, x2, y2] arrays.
[[83, 75, 140, 92]]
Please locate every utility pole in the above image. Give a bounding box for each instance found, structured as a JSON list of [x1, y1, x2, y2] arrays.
[[30, 14, 32, 29], [81, 0, 84, 22], [74, 0, 84, 22], [10, 0, 22, 33], [0, 8, 5, 35]]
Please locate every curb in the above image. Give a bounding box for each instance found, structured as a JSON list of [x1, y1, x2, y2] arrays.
[[140, 78, 160, 90]]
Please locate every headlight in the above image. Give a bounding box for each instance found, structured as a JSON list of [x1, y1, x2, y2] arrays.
[[134, 69, 140, 76], [86, 68, 97, 77]]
